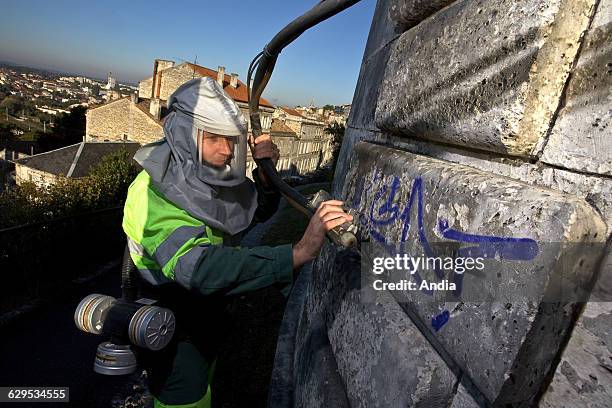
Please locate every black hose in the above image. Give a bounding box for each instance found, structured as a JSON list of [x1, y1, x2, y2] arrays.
[[121, 244, 138, 302], [247, 0, 361, 248]]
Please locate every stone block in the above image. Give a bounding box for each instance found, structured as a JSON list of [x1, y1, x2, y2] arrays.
[[311, 245, 458, 407], [341, 142, 607, 405], [541, 0, 612, 175], [268, 264, 312, 408], [539, 301, 612, 408], [383, 134, 612, 235], [388, 0, 455, 32], [362, 0, 402, 60], [539, 246, 612, 407], [347, 43, 393, 131], [332, 128, 388, 196], [293, 314, 350, 408], [449, 383, 480, 408], [376, 0, 597, 156]]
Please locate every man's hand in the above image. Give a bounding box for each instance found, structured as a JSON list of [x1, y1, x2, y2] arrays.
[[292, 200, 353, 269], [253, 134, 280, 166], [253, 134, 280, 187]]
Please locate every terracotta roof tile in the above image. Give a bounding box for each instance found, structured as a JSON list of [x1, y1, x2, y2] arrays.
[[185, 63, 273, 108], [280, 107, 304, 118], [270, 119, 297, 135]]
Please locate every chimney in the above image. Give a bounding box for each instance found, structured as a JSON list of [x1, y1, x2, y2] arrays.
[[149, 59, 175, 99], [151, 60, 159, 99], [150, 98, 161, 120], [130, 92, 138, 104], [217, 66, 225, 86], [230, 73, 238, 88]]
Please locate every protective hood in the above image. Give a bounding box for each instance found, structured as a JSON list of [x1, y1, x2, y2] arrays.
[[134, 77, 258, 235]]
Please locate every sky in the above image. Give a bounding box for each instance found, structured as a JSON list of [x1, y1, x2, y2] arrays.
[[0, 0, 376, 107]]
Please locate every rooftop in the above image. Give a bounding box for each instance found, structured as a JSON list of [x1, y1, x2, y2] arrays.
[[14, 141, 141, 178]]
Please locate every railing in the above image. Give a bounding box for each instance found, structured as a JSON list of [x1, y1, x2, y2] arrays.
[[0, 206, 125, 313]]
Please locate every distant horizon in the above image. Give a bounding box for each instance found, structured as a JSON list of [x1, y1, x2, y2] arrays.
[[0, 59, 356, 107], [0, 0, 375, 107]]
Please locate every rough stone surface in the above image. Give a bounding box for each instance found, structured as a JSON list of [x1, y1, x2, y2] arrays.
[[272, 0, 612, 405], [541, 0, 612, 175], [539, 241, 612, 407], [539, 301, 612, 408], [449, 383, 480, 408], [311, 245, 458, 407], [376, 0, 597, 156], [341, 142, 607, 405], [268, 264, 312, 408], [86, 98, 163, 144], [292, 314, 350, 408], [362, 0, 402, 62], [347, 44, 393, 132], [332, 127, 389, 196], [388, 0, 455, 31], [385, 135, 612, 235], [347, 0, 399, 132]]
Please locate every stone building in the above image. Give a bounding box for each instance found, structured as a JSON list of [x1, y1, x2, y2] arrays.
[[13, 141, 140, 188], [262, 119, 333, 177], [86, 95, 165, 144], [273, 106, 326, 139], [86, 59, 335, 178], [269, 0, 612, 407], [87, 60, 275, 144]]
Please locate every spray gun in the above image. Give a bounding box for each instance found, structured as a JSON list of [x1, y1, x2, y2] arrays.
[[247, 0, 362, 249], [74, 245, 176, 375]]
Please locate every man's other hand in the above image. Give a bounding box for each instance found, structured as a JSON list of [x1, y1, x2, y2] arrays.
[[253, 134, 280, 166], [292, 200, 353, 269]]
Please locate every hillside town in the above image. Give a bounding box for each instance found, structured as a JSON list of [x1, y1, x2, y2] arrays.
[[0, 60, 350, 192]]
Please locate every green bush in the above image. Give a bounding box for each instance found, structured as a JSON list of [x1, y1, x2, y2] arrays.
[[0, 148, 139, 229]]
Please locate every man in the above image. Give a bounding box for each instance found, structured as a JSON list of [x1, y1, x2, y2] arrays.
[[122, 77, 352, 408]]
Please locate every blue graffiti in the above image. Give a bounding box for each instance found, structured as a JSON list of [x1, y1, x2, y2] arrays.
[[431, 310, 450, 332], [363, 174, 539, 297]]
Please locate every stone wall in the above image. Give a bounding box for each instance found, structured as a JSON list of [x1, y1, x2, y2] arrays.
[[247, 135, 333, 178], [270, 0, 612, 407], [85, 98, 163, 144], [15, 164, 58, 188]]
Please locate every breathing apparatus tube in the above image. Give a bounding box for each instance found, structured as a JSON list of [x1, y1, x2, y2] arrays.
[[121, 244, 137, 302], [247, 0, 361, 248]]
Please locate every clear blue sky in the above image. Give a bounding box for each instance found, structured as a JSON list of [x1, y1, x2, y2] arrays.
[[0, 0, 376, 106]]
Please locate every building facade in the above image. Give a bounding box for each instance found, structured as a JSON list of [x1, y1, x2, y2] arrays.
[[86, 59, 335, 178]]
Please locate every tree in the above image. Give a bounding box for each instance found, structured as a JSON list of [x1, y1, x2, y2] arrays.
[[324, 122, 345, 145], [90, 84, 101, 97], [0, 148, 139, 228], [36, 105, 86, 150], [324, 122, 345, 179], [0, 96, 24, 116], [0, 123, 18, 143]]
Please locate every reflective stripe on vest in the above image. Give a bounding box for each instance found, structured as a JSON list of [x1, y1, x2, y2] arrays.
[[127, 238, 172, 285]]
